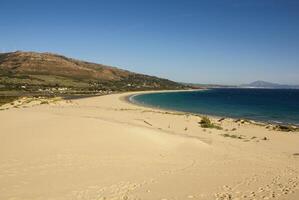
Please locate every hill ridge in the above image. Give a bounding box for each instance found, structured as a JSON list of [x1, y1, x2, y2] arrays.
[[0, 51, 186, 93]]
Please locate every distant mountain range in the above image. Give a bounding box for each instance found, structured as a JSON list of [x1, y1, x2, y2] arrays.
[[240, 81, 299, 89], [183, 80, 299, 89]]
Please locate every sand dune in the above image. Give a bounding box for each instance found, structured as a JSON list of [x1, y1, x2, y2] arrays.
[[0, 91, 298, 200]]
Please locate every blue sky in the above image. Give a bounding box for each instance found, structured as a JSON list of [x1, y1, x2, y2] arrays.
[[1, 0, 299, 85]]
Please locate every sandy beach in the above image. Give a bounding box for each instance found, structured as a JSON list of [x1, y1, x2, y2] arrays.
[[0, 91, 298, 200]]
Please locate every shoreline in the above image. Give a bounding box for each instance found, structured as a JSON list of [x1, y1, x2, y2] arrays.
[[124, 90, 299, 128], [1, 88, 298, 128]]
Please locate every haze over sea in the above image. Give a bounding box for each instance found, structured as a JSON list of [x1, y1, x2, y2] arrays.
[[132, 89, 299, 125]]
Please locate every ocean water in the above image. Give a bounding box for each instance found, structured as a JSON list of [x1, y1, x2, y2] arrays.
[[131, 89, 299, 125]]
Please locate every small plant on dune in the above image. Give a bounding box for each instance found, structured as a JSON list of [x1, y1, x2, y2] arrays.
[[222, 133, 243, 139], [218, 117, 225, 122], [262, 137, 268, 140], [199, 116, 222, 130]]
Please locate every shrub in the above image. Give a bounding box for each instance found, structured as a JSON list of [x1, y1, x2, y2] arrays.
[[199, 116, 222, 130]]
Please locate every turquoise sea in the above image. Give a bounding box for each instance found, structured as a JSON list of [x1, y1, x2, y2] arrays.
[[131, 89, 299, 125]]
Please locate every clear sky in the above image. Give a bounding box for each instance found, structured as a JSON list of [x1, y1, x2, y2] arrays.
[[1, 0, 299, 85]]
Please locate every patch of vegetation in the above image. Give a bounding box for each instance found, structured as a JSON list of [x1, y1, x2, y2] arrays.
[[274, 125, 298, 132], [0, 96, 19, 106], [221, 133, 243, 139], [199, 116, 222, 130], [40, 101, 49, 104]]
